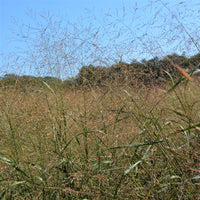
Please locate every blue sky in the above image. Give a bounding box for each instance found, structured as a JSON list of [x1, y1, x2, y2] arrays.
[[0, 0, 199, 79]]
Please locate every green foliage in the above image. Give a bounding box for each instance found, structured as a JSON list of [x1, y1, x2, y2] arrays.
[[75, 53, 199, 88], [1, 52, 199, 90]]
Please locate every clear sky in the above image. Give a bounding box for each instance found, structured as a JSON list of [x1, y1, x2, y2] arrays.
[[0, 0, 199, 79]]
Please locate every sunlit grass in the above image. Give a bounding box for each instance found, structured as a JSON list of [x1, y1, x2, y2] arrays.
[[0, 79, 200, 199]]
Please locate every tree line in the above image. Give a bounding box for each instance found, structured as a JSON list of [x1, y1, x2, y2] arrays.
[[1, 53, 200, 90]]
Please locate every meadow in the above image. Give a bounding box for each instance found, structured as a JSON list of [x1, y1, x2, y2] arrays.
[[0, 76, 200, 199]]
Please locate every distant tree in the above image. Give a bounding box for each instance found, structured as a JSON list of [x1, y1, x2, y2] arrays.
[[3, 74, 20, 80]]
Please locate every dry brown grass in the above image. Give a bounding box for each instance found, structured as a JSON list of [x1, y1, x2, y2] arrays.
[[0, 80, 200, 199]]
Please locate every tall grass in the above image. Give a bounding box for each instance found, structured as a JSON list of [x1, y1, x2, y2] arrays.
[[0, 78, 199, 199], [1, 0, 199, 198]]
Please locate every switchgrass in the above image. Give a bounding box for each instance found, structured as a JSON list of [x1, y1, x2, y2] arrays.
[[0, 79, 200, 199]]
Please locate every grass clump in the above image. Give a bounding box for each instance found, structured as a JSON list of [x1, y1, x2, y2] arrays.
[[0, 77, 200, 199]]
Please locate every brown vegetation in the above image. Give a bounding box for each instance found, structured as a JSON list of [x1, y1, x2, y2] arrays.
[[0, 64, 200, 198]]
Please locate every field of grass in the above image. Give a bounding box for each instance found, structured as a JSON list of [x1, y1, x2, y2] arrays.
[[0, 78, 200, 199]]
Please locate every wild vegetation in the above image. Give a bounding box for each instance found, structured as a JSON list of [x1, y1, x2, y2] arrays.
[[1, 52, 200, 89], [1, 1, 200, 199], [0, 53, 200, 199]]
